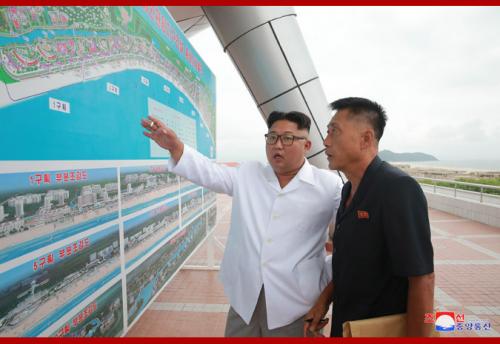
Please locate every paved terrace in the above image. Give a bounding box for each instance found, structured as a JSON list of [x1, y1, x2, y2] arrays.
[[127, 194, 500, 337]]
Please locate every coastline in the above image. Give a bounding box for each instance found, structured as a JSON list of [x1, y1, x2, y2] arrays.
[[391, 162, 500, 180]]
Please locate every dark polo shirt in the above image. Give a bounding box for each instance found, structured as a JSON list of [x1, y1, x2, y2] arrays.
[[330, 156, 434, 337]]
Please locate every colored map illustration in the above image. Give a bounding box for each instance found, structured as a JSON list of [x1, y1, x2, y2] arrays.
[[0, 6, 217, 337], [0, 6, 216, 160]]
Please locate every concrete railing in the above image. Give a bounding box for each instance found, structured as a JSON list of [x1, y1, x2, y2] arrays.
[[415, 177, 500, 228], [415, 177, 500, 206]]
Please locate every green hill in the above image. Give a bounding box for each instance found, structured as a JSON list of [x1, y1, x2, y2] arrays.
[[379, 150, 438, 162]]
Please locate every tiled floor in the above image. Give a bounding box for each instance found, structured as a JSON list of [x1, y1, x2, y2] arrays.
[[428, 208, 500, 337], [127, 195, 500, 337]]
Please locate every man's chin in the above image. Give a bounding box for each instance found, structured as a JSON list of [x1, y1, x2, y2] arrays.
[[269, 163, 283, 173], [269, 161, 288, 173], [269, 157, 284, 167]]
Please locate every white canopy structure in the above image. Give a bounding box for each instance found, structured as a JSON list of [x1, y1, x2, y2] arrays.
[[168, 6, 331, 168]]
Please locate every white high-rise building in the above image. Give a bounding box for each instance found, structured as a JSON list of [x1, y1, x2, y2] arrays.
[[0, 204, 5, 222], [24, 194, 42, 204], [125, 174, 138, 184], [44, 196, 52, 210], [78, 193, 97, 208], [46, 189, 69, 206], [81, 185, 93, 196], [146, 176, 157, 188], [101, 190, 109, 202], [55, 190, 69, 206], [14, 198, 24, 218], [105, 183, 118, 192]]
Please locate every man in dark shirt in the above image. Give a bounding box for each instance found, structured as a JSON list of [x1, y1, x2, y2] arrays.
[[304, 97, 435, 337]]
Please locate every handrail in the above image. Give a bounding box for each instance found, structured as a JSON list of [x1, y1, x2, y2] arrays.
[[414, 177, 500, 191], [414, 176, 500, 203]]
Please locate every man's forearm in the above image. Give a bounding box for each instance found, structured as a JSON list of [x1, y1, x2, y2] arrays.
[[304, 280, 335, 334], [407, 272, 435, 336], [321, 281, 334, 305]]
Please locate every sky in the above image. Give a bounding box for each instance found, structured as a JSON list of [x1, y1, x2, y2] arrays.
[[190, 7, 500, 163]]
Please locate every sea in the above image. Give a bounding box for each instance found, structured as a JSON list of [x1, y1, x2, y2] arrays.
[[391, 160, 500, 172], [0, 68, 215, 160]]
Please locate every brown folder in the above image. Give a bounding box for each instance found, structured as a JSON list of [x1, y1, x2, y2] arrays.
[[342, 313, 440, 337]]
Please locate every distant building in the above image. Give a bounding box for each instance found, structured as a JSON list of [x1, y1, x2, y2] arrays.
[[91, 184, 102, 194], [81, 185, 93, 196], [14, 198, 24, 218], [79, 184, 113, 208], [43, 197, 52, 210], [101, 190, 109, 202], [24, 194, 42, 204], [167, 174, 177, 184], [105, 182, 118, 192], [139, 173, 150, 182], [98, 245, 114, 259], [46, 189, 69, 206], [7, 194, 43, 218], [124, 174, 139, 184], [78, 193, 97, 208], [146, 175, 157, 188], [38, 205, 71, 222], [0, 218, 24, 236], [0, 204, 5, 222]]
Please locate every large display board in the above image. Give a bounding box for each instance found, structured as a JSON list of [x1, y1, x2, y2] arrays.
[[0, 6, 216, 337]]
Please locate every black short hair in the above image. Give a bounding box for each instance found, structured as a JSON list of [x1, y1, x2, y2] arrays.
[[329, 97, 388, 141], [266, 111, 311, 132]]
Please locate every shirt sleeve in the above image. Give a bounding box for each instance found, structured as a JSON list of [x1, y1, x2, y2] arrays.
[[322, 254, 333, 286], [167, 145, 238, 196], [382, 175, 434, 277]]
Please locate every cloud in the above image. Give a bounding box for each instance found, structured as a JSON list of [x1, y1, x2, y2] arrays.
[[416, 118, 500, 160], [296, 7, 500, 161], [191, 7, 500, 163]]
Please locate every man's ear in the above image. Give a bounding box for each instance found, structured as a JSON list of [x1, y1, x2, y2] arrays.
[[360, 129, 375, 151], [304, 139, 312, 152]]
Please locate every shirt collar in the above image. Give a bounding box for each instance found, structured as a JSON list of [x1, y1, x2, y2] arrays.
[[263, 158, 316, 188], [297, 158, 316, 186], [356, 155, 383, 198], [339, 155, 383, 218]]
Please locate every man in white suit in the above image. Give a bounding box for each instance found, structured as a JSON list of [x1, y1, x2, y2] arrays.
[[141, 110, 342, 337]]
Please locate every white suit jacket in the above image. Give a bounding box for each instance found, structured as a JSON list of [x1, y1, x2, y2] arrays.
[[168, 146, 342, 329]]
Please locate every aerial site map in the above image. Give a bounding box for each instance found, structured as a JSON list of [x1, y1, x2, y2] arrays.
[[0, 6, 216, 337]]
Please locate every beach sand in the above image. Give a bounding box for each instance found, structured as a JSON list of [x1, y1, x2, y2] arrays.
[[392, 163, 500, 180]]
